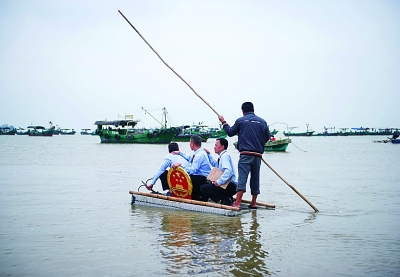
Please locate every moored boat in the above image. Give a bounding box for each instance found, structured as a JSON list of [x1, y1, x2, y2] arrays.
[[372, 138, 400, 144], [208, 126, 228, 139], [172, 123, 211, 142], [95, 119, 176, 144], [233, 137, 291, 152], [313, 127, 339, 136], [264, 137, 291, 151], [372, 131, 399, 143], [80, 129, 95, 135], [283, 126, 314, 137], [16, 127, 29, 135], [60, 129, 76, 135], [0, 126, 17, 135], [27, 125, 55, 136], [95, 108, 180, 144]]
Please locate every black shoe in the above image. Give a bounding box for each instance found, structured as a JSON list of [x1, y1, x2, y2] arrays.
[[221, 198, 233, 206]]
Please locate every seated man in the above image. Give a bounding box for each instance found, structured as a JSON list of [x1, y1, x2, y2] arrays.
[[201, 138, 237, 206], [172, 135, 212, 201], [146, 142, 190, 194]]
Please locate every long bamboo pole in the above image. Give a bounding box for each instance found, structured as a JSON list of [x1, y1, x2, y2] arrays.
[[119, 10, 319, 213], [261, 158, 319, 212], [118, 10, 219, 117]]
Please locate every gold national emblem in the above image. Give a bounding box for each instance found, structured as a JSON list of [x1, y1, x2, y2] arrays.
[[167, 167, 193, 199]]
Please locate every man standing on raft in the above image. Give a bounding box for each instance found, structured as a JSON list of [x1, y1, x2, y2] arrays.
[[218, 102, 270, 209]]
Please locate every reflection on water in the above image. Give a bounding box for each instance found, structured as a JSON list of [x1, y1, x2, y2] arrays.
[[2, 136, 400, 276], [137, 207, 270, 276], [232, 213, 269, 277]]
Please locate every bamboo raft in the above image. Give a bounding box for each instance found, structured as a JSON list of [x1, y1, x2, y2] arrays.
[[129, 190, 275, 217]]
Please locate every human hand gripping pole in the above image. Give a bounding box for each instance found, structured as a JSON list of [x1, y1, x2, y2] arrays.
[[118, 10, 318, 212]]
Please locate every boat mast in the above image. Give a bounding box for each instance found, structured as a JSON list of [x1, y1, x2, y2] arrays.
[[163, 107, 167, 129], [141, 107, 166, 128]]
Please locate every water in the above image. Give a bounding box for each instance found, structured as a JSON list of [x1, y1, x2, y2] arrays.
[[0, 135, 399, 277]]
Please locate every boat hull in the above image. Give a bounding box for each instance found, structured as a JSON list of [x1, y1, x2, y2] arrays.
[[97, 128, 176, 144], [0, 128, 17, 135], [233, 138, 291, 152], [28, 133, 54, 137], [0, 131, 16, 135], [209, 129, 228, 139], [283, 131, 314, 137], [172, 134, 209, 142], [264, 138, 291, 151]]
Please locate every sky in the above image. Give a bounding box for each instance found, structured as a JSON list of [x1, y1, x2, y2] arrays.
[[1, 0, 399, 133]]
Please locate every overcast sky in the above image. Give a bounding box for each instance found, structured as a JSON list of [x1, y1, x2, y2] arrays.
[[1, 0, 399, 133]]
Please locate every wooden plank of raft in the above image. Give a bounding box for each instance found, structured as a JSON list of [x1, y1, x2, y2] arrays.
[[129, 190, 240, 211]]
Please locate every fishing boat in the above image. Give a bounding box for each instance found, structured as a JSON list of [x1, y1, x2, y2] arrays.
[[52, 128, 61, 135], [16, 127, 30, 135], [94, 120, 177, 144], [60, 128, 76, 135], [95, 108, 177, 144], [27, 125, 55, 136], [283, 126, 314, 137], [208, 126, 228, 139], [376, 128, 398, 136], [233, 137, 291, 152], [264, 138, 291, 151], [313, 127, 339, 136], [172, 123, 211, 142], [0, 126, 17, 135], [80, 129, 95, 135], [373, 131, 400, 144], [372, 138, 400, 144]]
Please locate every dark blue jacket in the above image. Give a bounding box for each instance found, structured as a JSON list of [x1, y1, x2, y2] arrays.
[[223, 112, 270, 154]]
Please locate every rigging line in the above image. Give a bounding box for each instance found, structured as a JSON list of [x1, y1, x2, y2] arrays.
[[269, 122, 307, 151], [290, 140, 307, 152]]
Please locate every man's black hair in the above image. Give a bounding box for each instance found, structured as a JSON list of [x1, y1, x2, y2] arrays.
[[168, 142, 179, 152], [217, 138, 229, 150], [241, 102, 254, 113]]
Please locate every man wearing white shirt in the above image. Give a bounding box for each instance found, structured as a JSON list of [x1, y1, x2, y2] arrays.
[[172, 135, 212, 201], [146, 142, 190, 193], [201, 138, 237, 205]]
